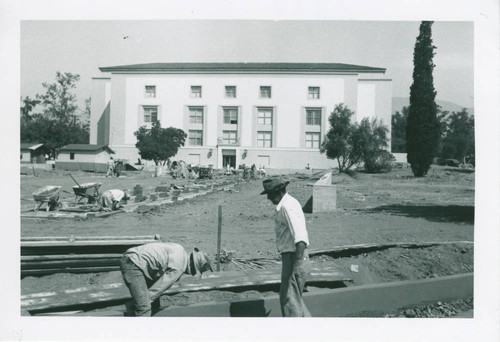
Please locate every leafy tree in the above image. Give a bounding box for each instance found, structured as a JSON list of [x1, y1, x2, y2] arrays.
[[391, 106, 408, 153], [321, 103, 390, 172], [321, 104, 358, 172], [439, 109, 475, 165], [80, 96, 91, 127], [406, 21, 441, 176], [392, 105, 449, 155], [20, 72, 89, 158], [20, 96, 40, 122], [134, 121, 187, 166], [36, 72, 80, 121]]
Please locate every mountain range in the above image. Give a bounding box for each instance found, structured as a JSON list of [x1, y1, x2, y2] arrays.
[[392, 97, 474, 116]]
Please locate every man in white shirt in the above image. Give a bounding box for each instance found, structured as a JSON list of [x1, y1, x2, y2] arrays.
[[105, 157, 115, 178], [120, 242, 213, 316], [99, 189, 130, 211], [261, 177, 312, 317]]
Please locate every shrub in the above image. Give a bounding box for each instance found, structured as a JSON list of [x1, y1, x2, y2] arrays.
[[321, 103, 390, 173], [364, 150, 396, 173]]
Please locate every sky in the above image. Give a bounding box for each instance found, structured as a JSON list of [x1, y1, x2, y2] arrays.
[[21, 20, 474, 112]]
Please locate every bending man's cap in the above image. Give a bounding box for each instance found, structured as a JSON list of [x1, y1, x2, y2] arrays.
[[192, 247, 213, 276]]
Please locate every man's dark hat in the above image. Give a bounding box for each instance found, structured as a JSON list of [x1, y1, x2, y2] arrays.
[[260, 177, 289, 195]]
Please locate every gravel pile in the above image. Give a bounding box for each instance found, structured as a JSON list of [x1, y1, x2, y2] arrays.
[[385, 297, 473, 318]]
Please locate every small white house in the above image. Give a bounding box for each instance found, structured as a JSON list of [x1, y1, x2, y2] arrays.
[[20, 143, 45, 164], [56, 144, 115, 172]]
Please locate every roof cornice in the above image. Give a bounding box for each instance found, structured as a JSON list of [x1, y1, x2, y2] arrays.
[[99, 62, 386, 74]]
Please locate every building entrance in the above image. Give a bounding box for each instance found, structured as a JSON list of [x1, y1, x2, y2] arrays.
[[222, 149, 236, 169]]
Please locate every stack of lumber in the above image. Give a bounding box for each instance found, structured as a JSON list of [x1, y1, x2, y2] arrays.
[[21, 235, 161, 277]]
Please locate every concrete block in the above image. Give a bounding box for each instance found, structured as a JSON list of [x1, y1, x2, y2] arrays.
[[150, 194, 158, 201], [134, 195, 146, 203], [133, 185, 143, 196], [313, 173, 336, 212], [155, 186, 169, 192], [158, 192, 170, 198]]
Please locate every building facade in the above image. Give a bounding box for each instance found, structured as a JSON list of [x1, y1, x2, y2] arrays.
[[90, 63, 392, 169]]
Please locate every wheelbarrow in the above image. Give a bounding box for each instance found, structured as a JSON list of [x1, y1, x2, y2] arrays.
[[73, 182, 102, 205], [32, 185, 62, 212]]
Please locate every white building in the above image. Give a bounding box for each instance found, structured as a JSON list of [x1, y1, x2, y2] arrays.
[[90, 63, 392, 169]]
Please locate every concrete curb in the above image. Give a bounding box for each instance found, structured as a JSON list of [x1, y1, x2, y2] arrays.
[[155, 273, 473, 317]]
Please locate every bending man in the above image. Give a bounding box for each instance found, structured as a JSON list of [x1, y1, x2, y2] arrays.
[[99, 189, 129, 211], [261, 176, 312, 317], [120, 242, 213, 316]]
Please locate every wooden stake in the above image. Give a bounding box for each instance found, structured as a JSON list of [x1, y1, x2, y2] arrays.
[[217, 205, 222, 272]]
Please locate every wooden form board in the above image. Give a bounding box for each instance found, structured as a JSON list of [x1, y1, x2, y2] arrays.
[[21, 235, 162, 256], [308, 240, 473, 257], [21, 235, 161, 242], [22, 265, 351, 312]]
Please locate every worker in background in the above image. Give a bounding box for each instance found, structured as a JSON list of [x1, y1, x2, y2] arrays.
[[120, 242, 213, 316], [261, 176, 312, 317], [99, 189, 130, 211], [257, 165, 267, 178], [105, 156, 114, 178]]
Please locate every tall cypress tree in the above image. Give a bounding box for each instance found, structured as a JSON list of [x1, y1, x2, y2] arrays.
[[406, 21, 440, 176]]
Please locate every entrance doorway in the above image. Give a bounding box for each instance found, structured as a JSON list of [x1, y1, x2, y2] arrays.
[[222, 149, 236, 168]]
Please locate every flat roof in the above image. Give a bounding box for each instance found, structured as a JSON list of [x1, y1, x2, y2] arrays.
[[99, 62, 386, 74]]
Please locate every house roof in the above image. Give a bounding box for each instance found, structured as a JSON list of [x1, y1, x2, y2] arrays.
[[20, 143, 44, 150], [59, 144, 115, 154], [99, 62, 386, 74]]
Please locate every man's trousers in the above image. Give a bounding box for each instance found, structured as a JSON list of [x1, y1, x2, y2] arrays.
[[280, 251, 312, 317]]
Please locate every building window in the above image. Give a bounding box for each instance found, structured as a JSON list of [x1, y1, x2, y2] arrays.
[[257, 108, 273, 125], [306, 108, 321, 125], [143, 106, 158, 123], [191, 86, 202, 98], [145, 85, 156, 98], [260, 86, 271, 98], [257, 131, 272, 148], [223, 108, 238, 124], [189, 107, 204, 124], [222, 130, 238, 144], [189, 130, 203, 146], [225, 86, 236, 98], [305, 132, 320, 148], [70, 153, 75, 160], [308, 87, 320, 99]]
